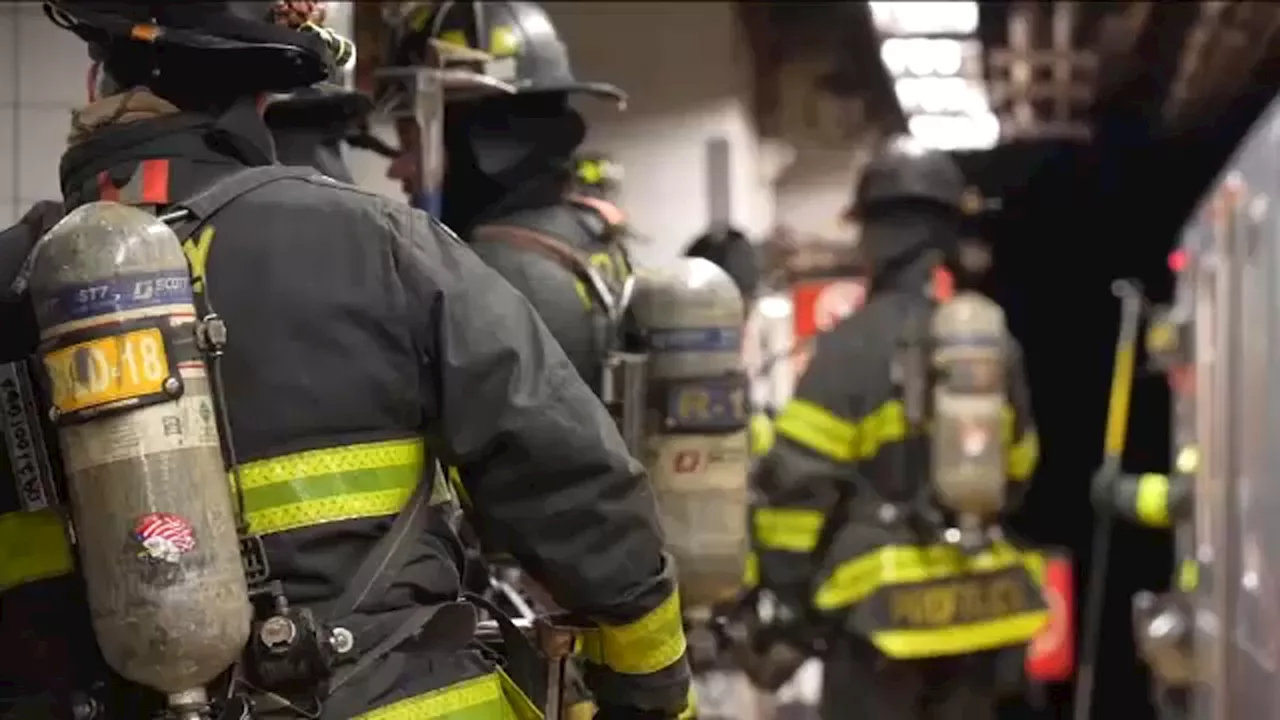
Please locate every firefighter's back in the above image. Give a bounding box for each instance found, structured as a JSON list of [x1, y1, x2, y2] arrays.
[[468, 200, 632, 392]]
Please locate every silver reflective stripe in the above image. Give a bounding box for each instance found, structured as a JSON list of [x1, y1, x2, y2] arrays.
[[0, 361, 56, 511]]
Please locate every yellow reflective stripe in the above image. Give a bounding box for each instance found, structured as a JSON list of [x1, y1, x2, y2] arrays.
[[775, 399, 860, 462], [0, 508, 74, 592], [742, 551, 760, 588], [238, 438, 425, 536], [1177, 558, 1199, 593], [678, 685, 698, 719], [750, 413, 776, 457], [753, 507, 824, 553], [447, 465, 472, 509], [869, 610, 1049, 659], [579, 590, 687, 675], [855, 400, 906, 459], [813, 541, 1032, 611], [1136, 473, 1171, 528], [1001, 405, 1038, 481], [1007, 430, 1039, 481], [355, 669, 538, 720]]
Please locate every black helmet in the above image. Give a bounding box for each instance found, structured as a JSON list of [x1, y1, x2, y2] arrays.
[[383, 1, 626, 107], [685, 227, 761, 301], [849, 135, 966, 218], [45, 1, 335, 93]]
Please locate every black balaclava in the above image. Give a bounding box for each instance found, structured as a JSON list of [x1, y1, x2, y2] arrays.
[[858, 201, 960, 295], [441, 91, 586, 234]]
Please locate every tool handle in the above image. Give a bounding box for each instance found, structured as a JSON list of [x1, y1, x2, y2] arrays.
[[1073, 279, 1146, 720]]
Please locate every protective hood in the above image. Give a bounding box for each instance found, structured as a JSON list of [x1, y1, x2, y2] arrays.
[[441, 94, 584, 233], [860, 211, 957, 294]]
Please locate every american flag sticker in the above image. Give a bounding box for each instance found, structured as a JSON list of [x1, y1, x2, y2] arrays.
[[133, 512, 196, 564]]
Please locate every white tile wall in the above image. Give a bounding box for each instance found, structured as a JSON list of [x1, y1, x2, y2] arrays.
[[2, 3, 89, 227]]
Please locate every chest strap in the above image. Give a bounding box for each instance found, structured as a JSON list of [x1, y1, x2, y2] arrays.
[[472, 223, 621, 318]]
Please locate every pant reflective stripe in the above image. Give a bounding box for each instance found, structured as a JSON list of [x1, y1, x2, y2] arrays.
[[753, 507, 824, 553], [0, 508, 74, 591], [1136, 473, 1171, 528], [354, 669, 540, 720], [775, 399, 860, 462], [238, 438, 426, 536], [578, 589, 688, 675], [813, 541, 1034, 612], [869, 610, 1049, 659]]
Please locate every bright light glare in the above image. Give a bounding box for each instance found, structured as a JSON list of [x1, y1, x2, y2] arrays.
[[757, 295, 793, 320], [908, 113, 1001, 151], [895, 77, 990, 115], [881, 38, 966, 77], [869, 1, 979, 37]]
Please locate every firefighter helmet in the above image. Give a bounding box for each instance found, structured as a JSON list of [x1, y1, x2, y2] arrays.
[[383, 1, 626, 107], [685, 227, 761, 302], [849, 135, 967, 218], [44, 1, 335, 92]]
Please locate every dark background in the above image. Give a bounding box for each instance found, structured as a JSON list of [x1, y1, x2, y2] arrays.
[[961, 80, 1280, 720]]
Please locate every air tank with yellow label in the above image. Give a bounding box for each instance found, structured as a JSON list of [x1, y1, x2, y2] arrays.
[[27, 202, 250, 716]]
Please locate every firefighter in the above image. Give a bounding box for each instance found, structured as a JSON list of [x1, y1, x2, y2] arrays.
[[381, 1, 635, 396], [745, 136, 1044, 720], [0, 2, 690, 719]]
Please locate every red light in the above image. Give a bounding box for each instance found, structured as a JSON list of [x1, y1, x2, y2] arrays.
[[1168, 249, 1188, 273]]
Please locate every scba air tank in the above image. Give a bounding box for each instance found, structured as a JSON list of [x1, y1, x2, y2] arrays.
[[930, 290, 1010, 531], [28, 202, 251, 708], [631, 257, 750, 609]]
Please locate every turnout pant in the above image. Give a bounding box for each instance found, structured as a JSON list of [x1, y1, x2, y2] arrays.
[[820, 636, 1017, 720]]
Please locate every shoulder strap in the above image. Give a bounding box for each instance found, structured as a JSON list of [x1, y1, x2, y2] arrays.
[[472, 223, 617, 313], [165, 165, 321, 235]]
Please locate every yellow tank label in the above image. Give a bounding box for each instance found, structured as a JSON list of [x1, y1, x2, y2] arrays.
[[44, 327, 171, 416]]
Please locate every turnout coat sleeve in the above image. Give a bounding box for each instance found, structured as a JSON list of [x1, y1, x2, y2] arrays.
[[750, 308, 883, 611], [388, 207, 690, 714]]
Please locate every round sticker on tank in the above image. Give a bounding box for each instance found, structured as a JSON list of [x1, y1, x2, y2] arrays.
[[134, 512, 196, 564]]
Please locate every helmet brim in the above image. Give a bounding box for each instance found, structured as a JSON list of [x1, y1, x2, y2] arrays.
[[520, 80, 627, 109]]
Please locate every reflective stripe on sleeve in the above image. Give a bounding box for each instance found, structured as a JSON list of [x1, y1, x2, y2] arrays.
[[578, 589, 688, 675], [238, 438, 428, 536], [753, 507, 825, 553], [0, 508, 74, 592], [1136, 473, 1171, 528], [775, 399, 860, 462]]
